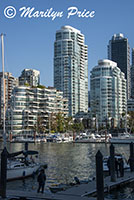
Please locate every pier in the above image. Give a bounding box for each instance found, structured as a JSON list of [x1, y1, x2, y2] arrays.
[[4, 171, 134, 199]]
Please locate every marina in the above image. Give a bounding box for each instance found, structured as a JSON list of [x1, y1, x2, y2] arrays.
[[0, 0, 134, 199]]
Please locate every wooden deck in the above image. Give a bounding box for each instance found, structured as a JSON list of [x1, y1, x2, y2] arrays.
[[4, 171, 134, 199], [57, 171, 134, 197]]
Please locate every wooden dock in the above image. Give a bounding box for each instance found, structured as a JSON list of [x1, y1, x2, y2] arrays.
[[4, 171, 134, 200], [56, 171, 134, 197], [6, 189, 94, 200]]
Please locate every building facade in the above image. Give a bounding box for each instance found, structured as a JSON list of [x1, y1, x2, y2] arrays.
[[131, 48, 134, 98], [108, 33, 130, 98], [127, 99, 134, 112], [19, 69, 40, 87], [90, 59, 127, 128], [6, 86, 68, 135], [0, 72, 18, 130], [54, 25, 88, 116], [132, 48, 134, 66]]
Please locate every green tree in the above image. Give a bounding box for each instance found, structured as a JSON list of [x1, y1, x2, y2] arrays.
[[64, 116, 73, 132], [72, 121, 84, 132], [56, 113, 65, 133], [128, 111, 134, 133], [33, 116, 45, 134]]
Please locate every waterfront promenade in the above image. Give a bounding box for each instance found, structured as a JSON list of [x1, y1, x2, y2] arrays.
[[4, 171, 134, 200]]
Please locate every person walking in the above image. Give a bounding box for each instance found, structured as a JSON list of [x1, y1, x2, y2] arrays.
[[37, 169, 46, 193]]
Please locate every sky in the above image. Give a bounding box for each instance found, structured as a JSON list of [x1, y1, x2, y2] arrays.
[[0, 0, 134, 87]]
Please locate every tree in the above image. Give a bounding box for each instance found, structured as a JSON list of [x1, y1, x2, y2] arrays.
[[56, 113, 65, 133], [72, 121, 84, 133], [37, 85, 46, 89], [128, 111, 134, 133], [33, 116, 45, 134], [64, 116, 73, 132]]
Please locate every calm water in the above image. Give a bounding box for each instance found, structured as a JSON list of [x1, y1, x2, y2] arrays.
[[1, 142, 134, 199]]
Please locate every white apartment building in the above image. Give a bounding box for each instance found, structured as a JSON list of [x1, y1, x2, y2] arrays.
[[6, 86, 68, 135], [54, 25, 88, 116], [90, 59, 127, 127]]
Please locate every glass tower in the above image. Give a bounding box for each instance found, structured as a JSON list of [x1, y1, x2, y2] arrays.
[[108, 33, 130, 99], [54, 26, 88, 116]]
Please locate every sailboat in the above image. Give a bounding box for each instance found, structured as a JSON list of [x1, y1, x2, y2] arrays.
[[0, 34, 45, 181]]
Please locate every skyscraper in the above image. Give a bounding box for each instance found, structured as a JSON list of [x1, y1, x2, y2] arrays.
[[132, 48, 134, 66], [54, 26, 88, 116], [90, 59, 127, 128], [131, 48, 134, 98], [108, 33, 130, 98]]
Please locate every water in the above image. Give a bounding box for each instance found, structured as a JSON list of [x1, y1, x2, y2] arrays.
[[2, 142, 134, 198]]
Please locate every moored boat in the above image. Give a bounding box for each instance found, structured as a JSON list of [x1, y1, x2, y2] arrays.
[[109, 133, 134, 144], [103, 154, 129, 172], [6, 150, 46, 181]]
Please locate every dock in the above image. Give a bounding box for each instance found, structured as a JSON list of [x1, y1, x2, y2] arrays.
[[4, 171, 134, 200]]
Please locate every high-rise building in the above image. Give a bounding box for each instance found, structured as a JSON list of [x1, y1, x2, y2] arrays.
[[108, 33, 130, 98], [90, 59, 127, 128], [131, 49, 134, 98], [132, 48, 134, 66], [54, 25, 88, 116], [0, 72, 18, 130], [19, 69, 40, 87], [6, 86, 68, 135]]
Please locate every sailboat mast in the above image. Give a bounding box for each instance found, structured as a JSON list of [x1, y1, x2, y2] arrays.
[[1, 33, 6, 147]]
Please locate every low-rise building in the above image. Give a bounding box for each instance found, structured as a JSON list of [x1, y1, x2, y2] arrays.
[[6, 86, 68, 136]]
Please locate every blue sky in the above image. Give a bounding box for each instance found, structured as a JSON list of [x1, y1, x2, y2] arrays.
[[0, 0, 134, 87]]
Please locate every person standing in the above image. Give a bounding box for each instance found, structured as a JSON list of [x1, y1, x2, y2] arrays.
[[37, 169, 46, 193]]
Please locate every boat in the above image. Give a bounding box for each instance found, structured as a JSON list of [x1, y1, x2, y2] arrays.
[[11, 136, 43, 143], [103, 154, 130, 172], [7, 150, 43, 181], [62, 136, 73, 143], [75, 132, 112, 143], [46, 133, 73, 143], [49, 183, 68, 193], [109, 133, 134, 144]]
